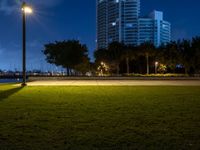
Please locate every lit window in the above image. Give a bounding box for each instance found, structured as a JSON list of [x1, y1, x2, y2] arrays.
[[112, 22, 116, 26]]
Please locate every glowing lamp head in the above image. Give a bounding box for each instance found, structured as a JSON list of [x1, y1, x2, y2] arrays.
[[22, 4, 33, 14], [155, 62, 159, 65]]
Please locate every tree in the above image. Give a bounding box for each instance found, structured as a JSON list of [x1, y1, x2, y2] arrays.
[[178, 39, 193, 74], [94, 48, 111, 74], [43, 40, 89, 76], [191, 37, 200, 73], [93, 36, 200, 75], [156, 44, 166, 65], [162, 41, 180, 73], [94, 48, 110, 64], [121, 45, 138, 74], [74, 57, 90, 75], [94, 42, 126, 75], [138, 42, 156, 74], [108, 42, 125, 75]]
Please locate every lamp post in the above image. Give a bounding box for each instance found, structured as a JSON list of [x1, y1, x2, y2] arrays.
[[155, 61, 159, 74], [21, 2, 32, 86]]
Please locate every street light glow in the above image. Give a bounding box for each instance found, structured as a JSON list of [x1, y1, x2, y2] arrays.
[[155, 62, 159, 65], [155, 61, 159, 74], [22, 6, 33, 14]]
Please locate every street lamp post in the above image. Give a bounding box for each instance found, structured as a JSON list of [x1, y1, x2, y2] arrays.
[[155, 62, 159, 74], [21, 2, 32, 86]]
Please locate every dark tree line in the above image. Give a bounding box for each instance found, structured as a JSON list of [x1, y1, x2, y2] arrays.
[[43, 37, 200, 76], [95, 37, 200, 75]]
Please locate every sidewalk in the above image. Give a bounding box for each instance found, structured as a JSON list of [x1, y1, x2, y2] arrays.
[[19, 80, 200, 86]]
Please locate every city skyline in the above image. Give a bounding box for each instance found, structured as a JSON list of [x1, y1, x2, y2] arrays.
[[0, 0, 200, 70], [97, 0, 171, 49], [97, 0, 141, 49]]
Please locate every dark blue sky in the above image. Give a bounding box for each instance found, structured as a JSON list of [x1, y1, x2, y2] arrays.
[[0, 0, 199, 70]]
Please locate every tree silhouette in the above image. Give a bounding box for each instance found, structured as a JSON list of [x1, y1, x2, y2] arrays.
[[138, 42, 156, 74], [121, 45, 138, 74], [108, 42, 125, 75], [43, 40, 89, 76], [191, 37, 200, 73], [94, 36, 200, 75]]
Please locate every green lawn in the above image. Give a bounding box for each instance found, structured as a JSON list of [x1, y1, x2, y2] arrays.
[[0, 84, 200, 150]]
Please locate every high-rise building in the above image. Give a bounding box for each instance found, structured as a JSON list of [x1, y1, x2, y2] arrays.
[[97, 0, 108, 49], [97, 0, 140, 49], [96, 0, 171, 49], [138, 11, 171, 47]]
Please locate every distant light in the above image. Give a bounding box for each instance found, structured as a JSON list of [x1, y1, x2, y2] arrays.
[[22, 6, 33, 14], [112, 22, 116, 26], [155, 62, 159, 65]]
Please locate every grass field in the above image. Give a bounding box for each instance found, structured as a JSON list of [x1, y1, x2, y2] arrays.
[[0, 84, 200, 149]]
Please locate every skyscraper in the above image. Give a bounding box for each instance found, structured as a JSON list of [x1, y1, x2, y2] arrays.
[[96, 0, 171, 49], [97, 0, 108, 49], [97, 0, 140, 49], [138, 11, 171, 47]]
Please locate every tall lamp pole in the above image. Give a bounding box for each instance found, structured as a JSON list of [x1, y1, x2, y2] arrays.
[[21, 2, 32, 86], [155, 62, 159, 74]]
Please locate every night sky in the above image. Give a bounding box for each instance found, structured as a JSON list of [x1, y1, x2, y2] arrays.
[[0, 0, 199, 71]]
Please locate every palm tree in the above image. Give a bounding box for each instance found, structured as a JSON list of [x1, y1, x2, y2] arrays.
[[178, 39, 192, 74], [162, 41, 180, 73], [108, 42, 125, 75], [191, 37, 200, 73], [94, 48, 109, 64], [122, 45, 138, 74], [138, 42, 156, 74]]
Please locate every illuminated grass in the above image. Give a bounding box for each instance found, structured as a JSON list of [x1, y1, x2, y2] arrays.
[[0, 84, 200, 149]]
